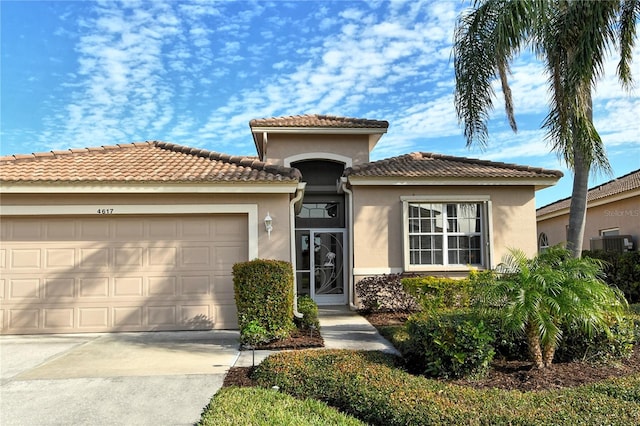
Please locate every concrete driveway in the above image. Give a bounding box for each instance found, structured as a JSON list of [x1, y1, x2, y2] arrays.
[[0, 330, 240, 425]]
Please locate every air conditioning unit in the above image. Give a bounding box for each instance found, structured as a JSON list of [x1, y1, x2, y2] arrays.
[[589, 235, 634, 252]]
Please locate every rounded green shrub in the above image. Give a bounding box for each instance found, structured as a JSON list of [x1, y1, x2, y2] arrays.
[[404, 311, 495, 378]]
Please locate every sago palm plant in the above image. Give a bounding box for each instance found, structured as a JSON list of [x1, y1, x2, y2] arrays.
[[479, 246, 628, 368]]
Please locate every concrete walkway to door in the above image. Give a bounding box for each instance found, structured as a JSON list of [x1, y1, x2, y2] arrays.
[[233, 305, 399, 366], [1, 307, 396, 425]]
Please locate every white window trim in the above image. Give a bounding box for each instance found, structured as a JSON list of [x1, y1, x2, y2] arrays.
[[401, 196, 493, 272], [600, 227, 620, 236], [0, 204, 259, 259], [538, 232, 550, 252]]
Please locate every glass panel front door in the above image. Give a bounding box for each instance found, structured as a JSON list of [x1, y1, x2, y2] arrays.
[[295, 230, 346, 305]]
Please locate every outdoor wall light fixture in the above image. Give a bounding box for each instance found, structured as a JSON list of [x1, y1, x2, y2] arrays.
[[264, 212, 273, 239]]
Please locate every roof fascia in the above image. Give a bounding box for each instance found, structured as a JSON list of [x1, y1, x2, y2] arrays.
[[250, 127, 388, 136], [347, 176, 560, 188], [0, 182, 299, 194]]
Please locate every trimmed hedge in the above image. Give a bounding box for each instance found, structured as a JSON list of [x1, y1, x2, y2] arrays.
[[198, 386, 365, 425], [402, 271, 493, 312], [254, 349, 640, 425], [402, 276, 473, 311], [355, 274, 420, 313], [233, 259, 295, 343], [583, 250, 640, 303]]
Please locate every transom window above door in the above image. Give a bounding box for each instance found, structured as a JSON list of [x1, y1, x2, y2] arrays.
[[296, 194, 345, 228]]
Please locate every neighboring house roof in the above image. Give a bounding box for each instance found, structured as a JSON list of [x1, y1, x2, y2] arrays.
[[0, 141, 301, 183], [537, 168, 640, 217], [249, 114, 389, 129], [344, 152, 563, 184]]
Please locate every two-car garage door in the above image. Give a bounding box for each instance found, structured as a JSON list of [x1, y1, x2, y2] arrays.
[[0, 214, 247, 334]]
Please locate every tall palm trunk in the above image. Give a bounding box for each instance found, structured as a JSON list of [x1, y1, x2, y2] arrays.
[[526, 322, 544, 369], [566, 94, 593, 258], [566, 148, 589, 257]]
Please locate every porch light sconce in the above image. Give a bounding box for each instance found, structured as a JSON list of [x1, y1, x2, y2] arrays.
[[264, 212, 273, 239]]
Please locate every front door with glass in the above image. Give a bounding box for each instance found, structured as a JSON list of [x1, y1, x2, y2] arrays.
[[295, 230, 346, 305]]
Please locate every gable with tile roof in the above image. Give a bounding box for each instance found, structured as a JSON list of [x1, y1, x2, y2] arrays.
[[537, 168, 640, 252], [0, 114, 562, 335]]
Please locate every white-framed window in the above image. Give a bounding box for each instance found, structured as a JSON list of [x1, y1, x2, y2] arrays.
[[538, 232, 549, 252], [402, 197, 490, 270], [600, 228, 619, 236]]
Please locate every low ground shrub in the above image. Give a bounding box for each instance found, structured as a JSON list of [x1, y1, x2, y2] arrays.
[[404, 311, 495, 378], [254, 349, 640, 425], [295, 295, 320, 331], [555, 316, 637, 362], [197, 386, 365, 425], [233, 259, 295, 344], [355, 274, 420, 313], [481, 310, 636, 363]]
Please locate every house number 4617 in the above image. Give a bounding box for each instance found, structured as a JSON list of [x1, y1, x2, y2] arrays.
[[97, 208, 114, 214]]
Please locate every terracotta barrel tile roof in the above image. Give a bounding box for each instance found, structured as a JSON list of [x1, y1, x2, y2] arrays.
[[345, 152, 563, 179], [249, 114, 389, 129], [537, 168, 640, 216], [0, 141, 301, 183]]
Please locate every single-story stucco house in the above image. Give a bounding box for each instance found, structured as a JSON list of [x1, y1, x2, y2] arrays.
[[537, 168, 640, 253], [0, 114, 562, 334]]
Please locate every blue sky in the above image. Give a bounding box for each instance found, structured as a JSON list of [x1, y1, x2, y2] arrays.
[[1, 0, 638, 207]]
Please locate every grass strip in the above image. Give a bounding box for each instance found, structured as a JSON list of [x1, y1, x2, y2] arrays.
[[197, 386, 365, 426]]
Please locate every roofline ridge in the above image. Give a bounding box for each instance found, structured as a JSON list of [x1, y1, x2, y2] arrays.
[[154, 141, 300, 179], [0, 142, 154, 162], [416, 151, 563, 177]]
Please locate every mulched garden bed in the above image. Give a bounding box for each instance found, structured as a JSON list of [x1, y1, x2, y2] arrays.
[[247, 328, 324, 350], [223, 312, 640, 392]]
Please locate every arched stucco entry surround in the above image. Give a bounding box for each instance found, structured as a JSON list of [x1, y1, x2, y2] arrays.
[[287, 152, 350, 305], [284, 152, 352, 169]]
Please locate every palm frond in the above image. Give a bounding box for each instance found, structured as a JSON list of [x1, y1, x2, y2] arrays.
[[617, 0, 640, 88]]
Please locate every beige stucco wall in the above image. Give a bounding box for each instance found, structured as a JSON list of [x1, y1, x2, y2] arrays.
[[350, 185, 538, 278], [537, 194, 640, 250], [0, 192, 293, 262], [264, 134, 371, 167]]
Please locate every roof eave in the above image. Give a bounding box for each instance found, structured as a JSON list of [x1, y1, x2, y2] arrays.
[[249, 126, 388, 135], [0, 181, 300, 194], [346, 176, 561, 187]]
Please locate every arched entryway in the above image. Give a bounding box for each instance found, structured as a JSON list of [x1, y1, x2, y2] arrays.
[[293, 160, 347, 305]]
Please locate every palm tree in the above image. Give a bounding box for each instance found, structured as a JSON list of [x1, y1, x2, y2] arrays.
[[481, 246, 627, 368], [454, 0, 638, 257]]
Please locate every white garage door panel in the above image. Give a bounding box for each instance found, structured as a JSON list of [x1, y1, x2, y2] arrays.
[[0, 215, 247, 334]]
